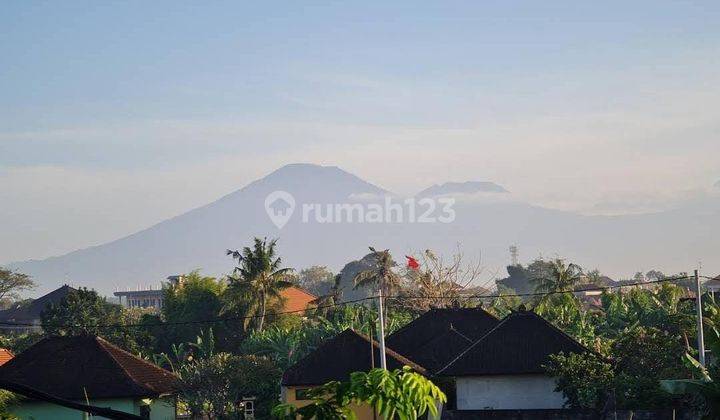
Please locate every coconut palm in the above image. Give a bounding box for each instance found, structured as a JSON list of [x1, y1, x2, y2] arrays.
[[225, 237, 294, 332], [310, 274, 344, 317], [353, 247, 403, 297], [532, 258, 585, 294]]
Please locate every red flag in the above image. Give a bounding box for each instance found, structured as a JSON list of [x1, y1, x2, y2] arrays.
[[406, 255, 420, 270]]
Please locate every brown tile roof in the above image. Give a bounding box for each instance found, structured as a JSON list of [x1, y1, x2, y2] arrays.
[[0, 349, 13, 366], [279, 286, 317, 312], [0, 335, 177, 400], [282, 328, 426, 386], [437, 309, 589, 377]]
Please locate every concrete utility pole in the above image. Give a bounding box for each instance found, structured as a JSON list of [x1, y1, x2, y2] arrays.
[[377, 287, 387, 369], [695, 269, 706, 367]]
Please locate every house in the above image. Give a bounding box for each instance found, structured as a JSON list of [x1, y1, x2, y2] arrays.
[[279, 286, 317, 312], [0, 285, 76, 333], [436, 307, 590, 411], [705, 275, 720, 296], [0, 335, 178, 420], [281, 328, 426, 420], [281, 307, 591, 417], [386, 307, 499, 372], [0, 349, 13, 366]]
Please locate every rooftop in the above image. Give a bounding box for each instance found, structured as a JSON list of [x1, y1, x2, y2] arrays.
[[282, 328, 425, 386], [386, 307, 499, 372], [437, 308, 590, 377], [0, 335, 177, 400], [0, 285, 75, 322]]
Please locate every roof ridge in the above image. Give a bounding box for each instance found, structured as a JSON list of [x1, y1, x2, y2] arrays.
[[95, 336, 175, 395], [350, 329, 427, 374], [435, 314, 510, 375], [515, 310, 596, 355]]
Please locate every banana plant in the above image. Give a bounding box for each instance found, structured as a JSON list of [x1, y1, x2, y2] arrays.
[[661, 325, 720, 418]]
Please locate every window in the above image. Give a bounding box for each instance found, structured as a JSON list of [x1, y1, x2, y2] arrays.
[[295, 388, 313, 400]]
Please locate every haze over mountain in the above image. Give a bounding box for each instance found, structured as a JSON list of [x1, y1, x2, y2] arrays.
[[6, 163, 720, 296], [417, 181, 509, 198]]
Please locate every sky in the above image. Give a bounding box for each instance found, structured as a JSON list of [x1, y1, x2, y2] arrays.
[[1, 1, 719, 263]]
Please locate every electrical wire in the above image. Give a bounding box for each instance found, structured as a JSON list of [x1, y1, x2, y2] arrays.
[[0, 274, 696, 330]]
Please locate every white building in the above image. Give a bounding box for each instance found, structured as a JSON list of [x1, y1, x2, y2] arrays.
[[436, 308, 590, 411]]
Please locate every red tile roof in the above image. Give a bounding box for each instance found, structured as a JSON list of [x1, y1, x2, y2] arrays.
[[279, 286, 317, 313], [0, 349, 13, 366]]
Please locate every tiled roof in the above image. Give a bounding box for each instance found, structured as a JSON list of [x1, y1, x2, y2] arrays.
[[282, 329, 426, 386], [0, 285, 76, 322], [279, 286, 317, 313], [437, 309, 589, 377], [0, 335, 177, 400], [386, 307, 499, 372], [0, 349, 13, 366]]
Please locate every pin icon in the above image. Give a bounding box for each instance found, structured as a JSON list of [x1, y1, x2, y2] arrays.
[[265, 191, 296, 229]]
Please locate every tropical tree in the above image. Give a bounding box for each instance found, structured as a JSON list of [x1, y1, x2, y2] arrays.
[[273, 366, 446, 419], [662, 325, 720, 418], [298, 266, 337, 296], [310, 274, 343, 317], [0, 268, 35, 308], [40, 287, 138, 352], [161, 271, 226, 352], [353, 248, 402, 297], [532, 258, 585, 294], [225, 237, 294, 332], [177, 352, 281, 419]]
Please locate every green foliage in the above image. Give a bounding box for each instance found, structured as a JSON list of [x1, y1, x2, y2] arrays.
[[297, 266, 336, 296], [0, 332, 42, 354], [273, 366, 446, 420], [542, 281, 698, 411], [225, 237, 294, 332], [353, 247, 402, 297], [662, 323, 720, 419], [0, 268, 36, 308], [40, 287, 138, 351], [545, 352, 614, 409], [0, 390, 18, 419], [160, 270, 227, 352], [241, 305, 413, 372], [177, 352, 281, 419]]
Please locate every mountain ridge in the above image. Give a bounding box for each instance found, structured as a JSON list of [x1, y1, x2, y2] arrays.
[[5, 163, 720, 296]]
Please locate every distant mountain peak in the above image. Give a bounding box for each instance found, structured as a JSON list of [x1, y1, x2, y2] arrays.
[[417, 181, 508, 198]]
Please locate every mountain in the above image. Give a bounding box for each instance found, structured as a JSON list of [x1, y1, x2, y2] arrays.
[[417, 181, 508, 197], [6, 164, 720, 296]]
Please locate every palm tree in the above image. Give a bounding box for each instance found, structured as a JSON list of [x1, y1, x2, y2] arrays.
[[310, 274, 344, 317], [353, 247, 403, 298], [225, 237, 294, 332], [530, 259, 585, 310], [353, 247, 402, 336], [532, 258, 585, 294]]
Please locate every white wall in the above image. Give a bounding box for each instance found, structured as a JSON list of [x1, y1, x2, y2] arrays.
[[456, 374, 566, 410]]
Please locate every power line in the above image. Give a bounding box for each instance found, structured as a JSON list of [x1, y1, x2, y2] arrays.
[[0, 274, 693, 330], [0, 296, 376, 329], [386, 274, 692, 300]]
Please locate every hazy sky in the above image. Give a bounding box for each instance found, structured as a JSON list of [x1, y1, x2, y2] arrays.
[[1, 1, 719, 263]]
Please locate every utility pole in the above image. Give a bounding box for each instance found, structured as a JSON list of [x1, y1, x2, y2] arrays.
[[377, 286, 387, 369], [695, 269, 706, 367]]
